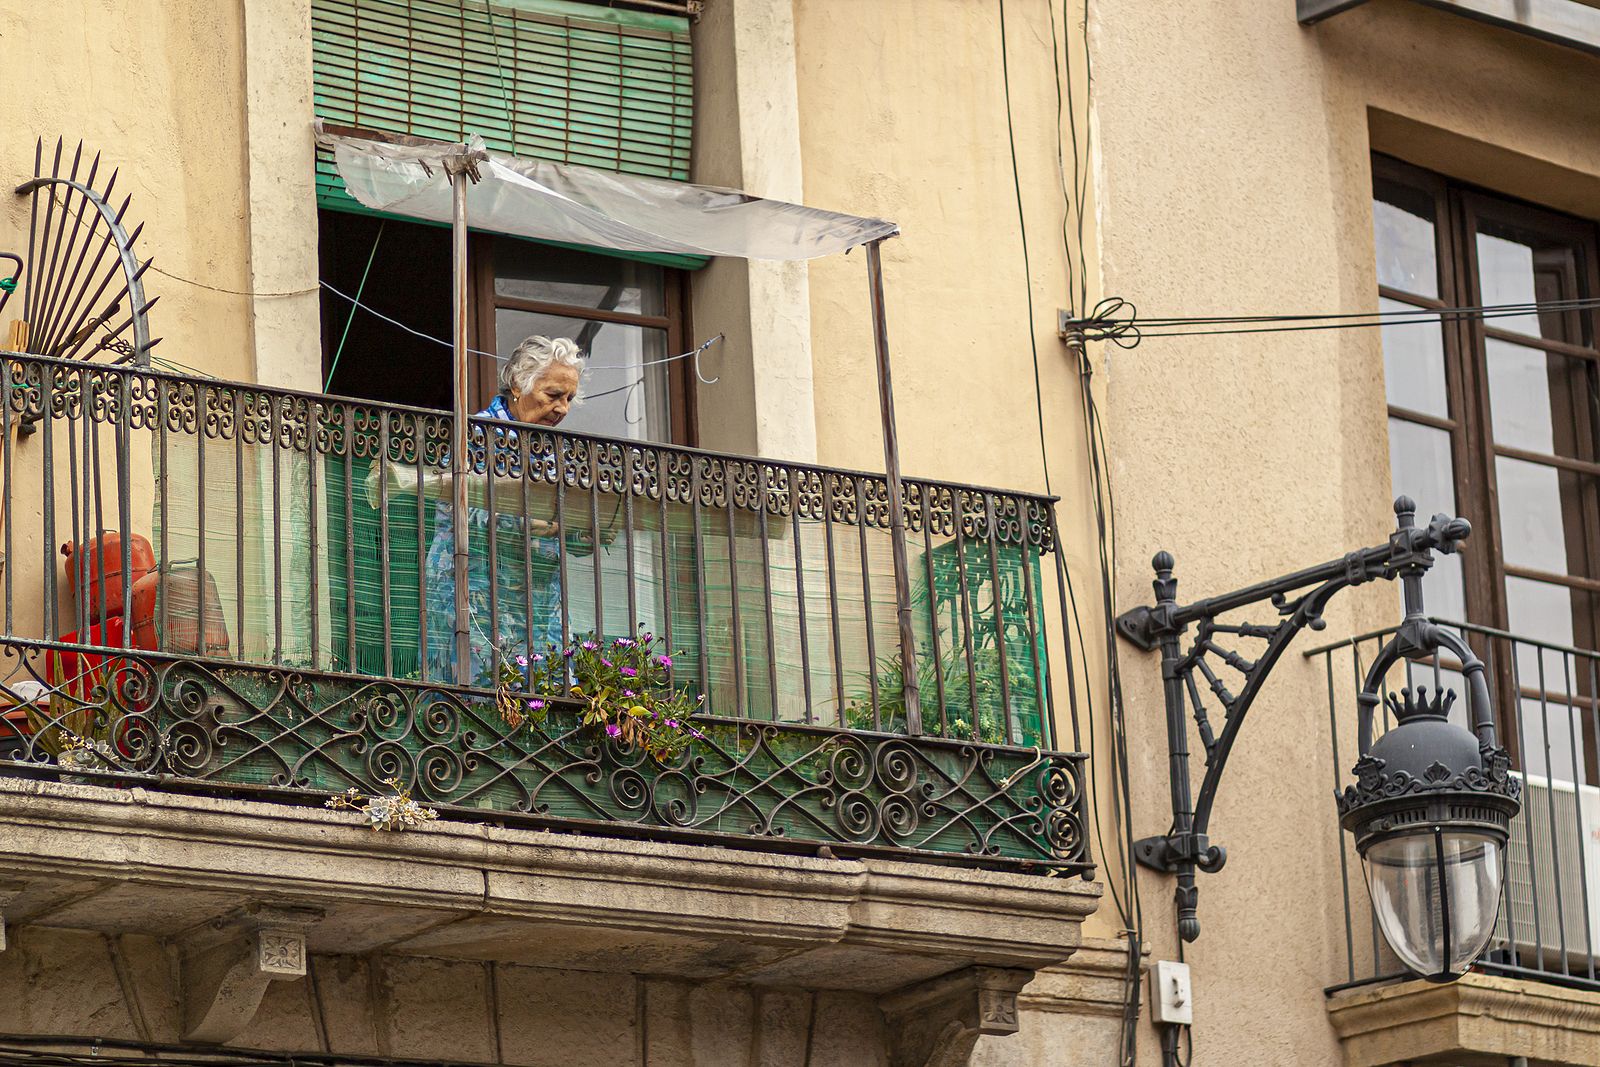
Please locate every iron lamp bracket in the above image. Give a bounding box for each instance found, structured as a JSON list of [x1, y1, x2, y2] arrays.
[[1115, 497, 1470, 942]]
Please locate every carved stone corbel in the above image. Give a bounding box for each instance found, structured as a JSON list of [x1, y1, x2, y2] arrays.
[[179, 903, 322, 1043], [881, 966, 1034, 1067]]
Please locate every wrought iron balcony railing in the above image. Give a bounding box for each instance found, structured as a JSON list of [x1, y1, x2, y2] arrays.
[[1311, 618, 1600, 992], [0, 353, 1090, 874]]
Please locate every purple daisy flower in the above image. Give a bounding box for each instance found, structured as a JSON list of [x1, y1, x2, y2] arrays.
[[605, 723, 622, 739], [615, 637, 635, 648], [666, 719, 678, 728], [622, 689, 636, 698], [620, 666, 637, 678], [515, 655, 528, 668], [655, 654, 673, 668], [582, 640, 599, 651], [601, 658, 613, 668], [526, 699, 545, 711]]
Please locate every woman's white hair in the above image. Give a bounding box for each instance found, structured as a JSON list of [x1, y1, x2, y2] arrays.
[[499, 335, 584, 398]]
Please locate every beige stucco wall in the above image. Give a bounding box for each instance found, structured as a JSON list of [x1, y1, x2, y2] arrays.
[[0, 0, 258, 383], [1087, 1, 1600, 1064], [790, 1, 1122, 959], [5, 1, 1600, 1064]]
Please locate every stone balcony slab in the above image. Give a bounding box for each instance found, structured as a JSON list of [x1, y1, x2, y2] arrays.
[[1327, 971, 1600, 1066], [0, 776, 1101, 991]]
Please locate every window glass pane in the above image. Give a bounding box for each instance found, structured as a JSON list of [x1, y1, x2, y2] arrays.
[[1373, 178, 1439, 299], [1380, 296, 1449, 417], [494, 242, 666, 317], [1485, 338, 1600, 460], [1504, 575, 1593, 699], [1495, 456, 1590, 577], [1476, 215, 1585, 343], [1389, 418, 1466, 622], [495, 309, 671, 444]]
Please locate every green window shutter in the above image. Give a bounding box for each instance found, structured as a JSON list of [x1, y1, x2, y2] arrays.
[[312, 0, 702, 270]]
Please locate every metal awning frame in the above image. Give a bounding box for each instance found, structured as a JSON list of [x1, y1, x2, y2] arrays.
[[330, 126, 923, 731], [1299, 0, 1600, 57]]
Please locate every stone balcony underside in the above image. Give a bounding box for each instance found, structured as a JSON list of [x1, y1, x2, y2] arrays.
[[0, 778, 1100, 1062]]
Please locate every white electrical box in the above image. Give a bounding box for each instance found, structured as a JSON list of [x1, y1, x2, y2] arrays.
[[1150, 960, 1193, 1025]]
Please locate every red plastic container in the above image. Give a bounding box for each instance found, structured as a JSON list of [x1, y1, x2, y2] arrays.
[[46, 617, 130, 702], [61, 533, 154, 620], [130, 566, 229, 656]]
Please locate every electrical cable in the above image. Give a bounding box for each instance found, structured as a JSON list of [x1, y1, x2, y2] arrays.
[[316, 279, 723, 382], [998, 0, 1054, 497], [1053, 1, 1144, 1060], [1133, 299, 1600, 339], [1134, 295, 1600, 326], [1062, 14, 1142, 935]]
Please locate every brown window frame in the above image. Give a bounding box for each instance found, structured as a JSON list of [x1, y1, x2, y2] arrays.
[[467, 234, 698, 447], [1374, 154, 1600, 779]]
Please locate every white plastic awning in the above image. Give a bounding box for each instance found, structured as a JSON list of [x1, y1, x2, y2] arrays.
[[316, 126, 899, 261]]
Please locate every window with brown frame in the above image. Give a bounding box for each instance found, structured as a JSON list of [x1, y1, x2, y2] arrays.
[[1372, 154, 1600, 784], [319, 210, 695, 447]]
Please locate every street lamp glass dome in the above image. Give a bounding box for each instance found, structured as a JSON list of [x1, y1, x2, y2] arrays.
[[1362, 830, 1503, 978]]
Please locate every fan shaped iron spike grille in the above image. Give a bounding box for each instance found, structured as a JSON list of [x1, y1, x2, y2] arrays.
[[9, 137, 159, 366]]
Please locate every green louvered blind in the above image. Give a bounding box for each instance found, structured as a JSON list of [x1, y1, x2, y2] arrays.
[[311, 0, 694, 214]]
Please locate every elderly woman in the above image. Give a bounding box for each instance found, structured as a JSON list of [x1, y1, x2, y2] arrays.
[[423, 335, 583, 686]]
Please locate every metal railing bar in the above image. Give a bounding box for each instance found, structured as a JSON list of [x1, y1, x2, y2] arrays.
[[1534, 648, 1572, 974], [589, 444, 604, 641], [1307, 616, 1600, 663], [1327, 648, 1356, 984], [342, 404, 356, 670], [790, 469, 814, 726], [1570, 649, 1596, 980], [921, 491, 947, 737], [106, 381, 125, 642], [857, 475, 880, 730], [486, 424, 500, 664], [622, 447, 638, 642], [270, 398, 283, 665], [235, 388, 247, 664], [40, 371, 56, 640], [954, 495, 980, 742], [725, 467, 746, 718], [985, 496, 1013, 745], [755, 463, 777, 720], [414, 418, 429, 683], [378, 410, 392, 677], [689, 459, 709, 704], [822, 475, 844, 726], [1508, 639, 1547, 972]]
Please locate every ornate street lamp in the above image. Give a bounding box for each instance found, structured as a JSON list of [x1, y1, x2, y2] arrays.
[[1116, 497, 1520, 981]]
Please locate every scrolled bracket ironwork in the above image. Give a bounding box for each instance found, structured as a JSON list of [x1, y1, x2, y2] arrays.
[[1113, 496, 1471, 942]]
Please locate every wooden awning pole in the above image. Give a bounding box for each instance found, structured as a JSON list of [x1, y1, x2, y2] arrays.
[[865, 238, 923, 735]]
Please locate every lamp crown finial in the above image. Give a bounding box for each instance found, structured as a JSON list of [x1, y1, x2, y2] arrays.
[[1384, 684, 1455, 722]]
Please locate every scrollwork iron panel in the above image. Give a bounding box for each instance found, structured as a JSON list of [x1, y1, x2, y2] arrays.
[[0, 638, 1088, 871]]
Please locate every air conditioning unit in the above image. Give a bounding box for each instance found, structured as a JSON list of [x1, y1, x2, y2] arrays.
[[1493, 772, 1600, 964]]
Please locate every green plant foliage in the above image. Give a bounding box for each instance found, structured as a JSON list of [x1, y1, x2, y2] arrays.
[[495, 627, 704, 762]]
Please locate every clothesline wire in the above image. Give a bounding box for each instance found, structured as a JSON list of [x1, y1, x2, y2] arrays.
[[317, 279, 722, 381]]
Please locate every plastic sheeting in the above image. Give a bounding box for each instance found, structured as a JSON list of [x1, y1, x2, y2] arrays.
[[318, 127, 899, 261]]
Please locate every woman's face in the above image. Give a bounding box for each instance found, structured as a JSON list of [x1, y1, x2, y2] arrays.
[[509, 363, 580, 426]]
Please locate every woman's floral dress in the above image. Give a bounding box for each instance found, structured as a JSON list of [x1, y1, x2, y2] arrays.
[[425, 395, 565, 686]]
